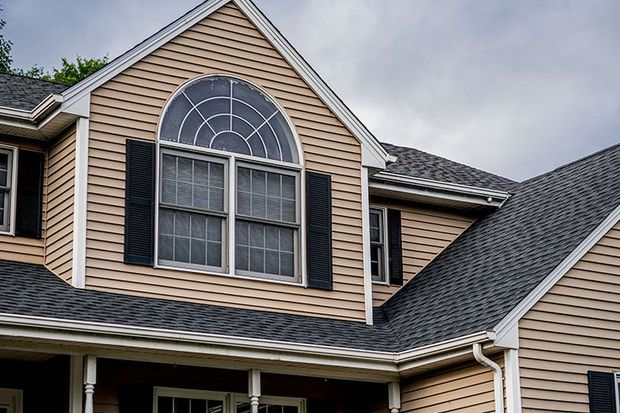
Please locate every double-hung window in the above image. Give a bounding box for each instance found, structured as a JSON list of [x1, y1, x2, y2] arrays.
[[156, 75, 302, 283], [0, 388, 22, 413], [0, 147, 15, 233], [369, 207, 388, 283]]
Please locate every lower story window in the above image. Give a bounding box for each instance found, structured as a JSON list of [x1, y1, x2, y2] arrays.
[[0, 388, 22, 413], [154, 388, 304, 413]]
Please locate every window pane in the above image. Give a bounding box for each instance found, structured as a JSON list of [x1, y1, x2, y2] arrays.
[[0, 192, 5, 226], [207, 400, 224, 413], [174, 397, 190, 413], [158, 397, 173, 413], [191, 399, 206, 413], [237, 167, 297, 224], [235, 221, 296, 277], [160, 153, 225, 212], [159, 209, 222, 268], [0, 152, 8, 187]]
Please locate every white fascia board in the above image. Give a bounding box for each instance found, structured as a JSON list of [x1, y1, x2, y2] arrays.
[[59, 0, 389, 169], [493, 203, 620, 339], [372, 171, 511, 201]]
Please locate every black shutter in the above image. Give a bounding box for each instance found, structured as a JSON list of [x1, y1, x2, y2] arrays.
[[15, 150, 44, 238], [588, 371, 618, 413], [124, 139, 155, 266], [387, 209, 403, 286], [306, 171, 332, 290], [119, 384, 153, 413]]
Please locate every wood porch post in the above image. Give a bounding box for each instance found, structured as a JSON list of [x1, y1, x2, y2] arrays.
[[248, 369, 261, 413], [388, 381, 401, 413], [83, 355, 97, 413]]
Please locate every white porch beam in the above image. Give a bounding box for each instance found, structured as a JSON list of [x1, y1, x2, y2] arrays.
[[83, 355, 97, 413], [388, 381, 401, 413], [248, 369, 261, 413]]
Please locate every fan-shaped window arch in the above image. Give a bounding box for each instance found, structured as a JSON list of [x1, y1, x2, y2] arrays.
[[159, 76, 299, 164], [156, 75, 303, 283]]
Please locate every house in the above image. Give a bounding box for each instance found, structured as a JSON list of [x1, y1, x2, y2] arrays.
[[0, 0, 618, 412]]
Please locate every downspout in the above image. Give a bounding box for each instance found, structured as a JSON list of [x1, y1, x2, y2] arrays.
[[473, 343, 504, 413]]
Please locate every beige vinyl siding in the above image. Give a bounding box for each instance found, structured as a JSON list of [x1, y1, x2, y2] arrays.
[[85, 4, 366, 320], [0, 138, 46, 264], [401, 357, 502, 413], [370, 198, 475, 306], [44, 125, 76, 283], [519, 221, 620, 412]]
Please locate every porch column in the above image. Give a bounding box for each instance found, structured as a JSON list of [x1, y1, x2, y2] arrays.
[[248, 369, 261, 413], [388, 381, 401, 413], [83, 355, 97, 413]]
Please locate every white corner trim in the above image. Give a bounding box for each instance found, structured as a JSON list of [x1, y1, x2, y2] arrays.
[[59, 0, 388, 169], [473, 343, 504, 413], [72, 117, 89, 288], [361, 167, 374, 325], [504, 349, 522, 413], [494, 203, 620, 338]]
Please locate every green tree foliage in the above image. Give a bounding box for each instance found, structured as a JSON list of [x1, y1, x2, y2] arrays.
[[0, 8, 12, 72], [0, 4, 108, 84]]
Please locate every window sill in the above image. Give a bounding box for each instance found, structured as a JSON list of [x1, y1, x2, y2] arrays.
[[154, 263, 305, 288], [372, 280, 390, 286]]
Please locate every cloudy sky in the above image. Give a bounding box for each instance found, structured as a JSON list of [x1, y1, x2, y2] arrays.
[[3, 0, 620, 181]]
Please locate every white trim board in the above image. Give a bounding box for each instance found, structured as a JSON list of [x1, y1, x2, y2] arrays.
[[59, 0, 389, 169], [493, 203, 620, 340]]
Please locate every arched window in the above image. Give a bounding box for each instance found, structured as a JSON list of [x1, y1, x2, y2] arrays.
[[157, 75, 301, 282]]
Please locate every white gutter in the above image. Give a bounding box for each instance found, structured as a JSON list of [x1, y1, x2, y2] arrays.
[[0, 312, 496, 377], [473, 343, 505, 413], [0, 94, 64, 122]]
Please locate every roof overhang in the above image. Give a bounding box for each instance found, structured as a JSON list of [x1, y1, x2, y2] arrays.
[[369, 171, 511, 211], [0, 312, 500, 381], [0, 93, 80, 140]]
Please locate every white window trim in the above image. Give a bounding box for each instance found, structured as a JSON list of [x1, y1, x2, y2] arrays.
[[153, 387, 306, 413], [0, 145, 18, 236], [155, 138, 306, 286], [369, 206, 390, 285], [0, 388, 23, 413]]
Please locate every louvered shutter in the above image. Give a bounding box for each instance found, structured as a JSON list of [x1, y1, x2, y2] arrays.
[[588, 371, 618, 413], [387, 209, 403, 285], [15, 150, 44, 238], [306, 171, 333, 290], [124, 139, 155, 266]]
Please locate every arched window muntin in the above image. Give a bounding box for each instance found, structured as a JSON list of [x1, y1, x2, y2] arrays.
[[155, 74, 305, 284]]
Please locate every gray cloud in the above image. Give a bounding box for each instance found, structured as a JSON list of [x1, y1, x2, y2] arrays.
[[4, 0, 620, 180]]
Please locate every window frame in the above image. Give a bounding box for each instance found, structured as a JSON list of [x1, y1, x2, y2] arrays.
[[615, 372, 620, 413], [156, 147, 229, 273], [155, 140, 305, 286], [0, 145, 17, 235], [153, 387, 306, 413], [369, 206, 389, 285], [0, 388, 23, 413]]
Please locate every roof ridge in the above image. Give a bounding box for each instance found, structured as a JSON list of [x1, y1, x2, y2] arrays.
[[520, 141, 620, 185], [0, 71, 70, 87]]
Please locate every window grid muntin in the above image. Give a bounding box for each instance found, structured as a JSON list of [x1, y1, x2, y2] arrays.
[[370, 207, 388, 283], [160, 76, 298, 164], [158, 149, 228, 272], [234, 162, 300, 281]]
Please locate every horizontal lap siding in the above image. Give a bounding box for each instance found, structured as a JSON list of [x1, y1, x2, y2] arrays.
[[370, 198, 474, 306], [0, 138, 47, 264], [519, 222, 620, 412], [401, 357, 502, 413], [44, 126, 76, 282], [86, 5, 366, 320]]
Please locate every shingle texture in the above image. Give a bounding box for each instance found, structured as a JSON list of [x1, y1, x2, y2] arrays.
[[381, 143, 620, 350], [382, 142, 516, 192], [0, 260, 394, 351], [0, 73, 68, 111]]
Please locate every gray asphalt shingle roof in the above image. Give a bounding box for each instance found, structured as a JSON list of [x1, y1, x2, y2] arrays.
[[0, 73, 68, 111], [381, 143, 620, 350], [381, 142, 517, 192]]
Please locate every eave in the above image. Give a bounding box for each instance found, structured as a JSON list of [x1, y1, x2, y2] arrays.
[[369, 171, 511, 211]]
